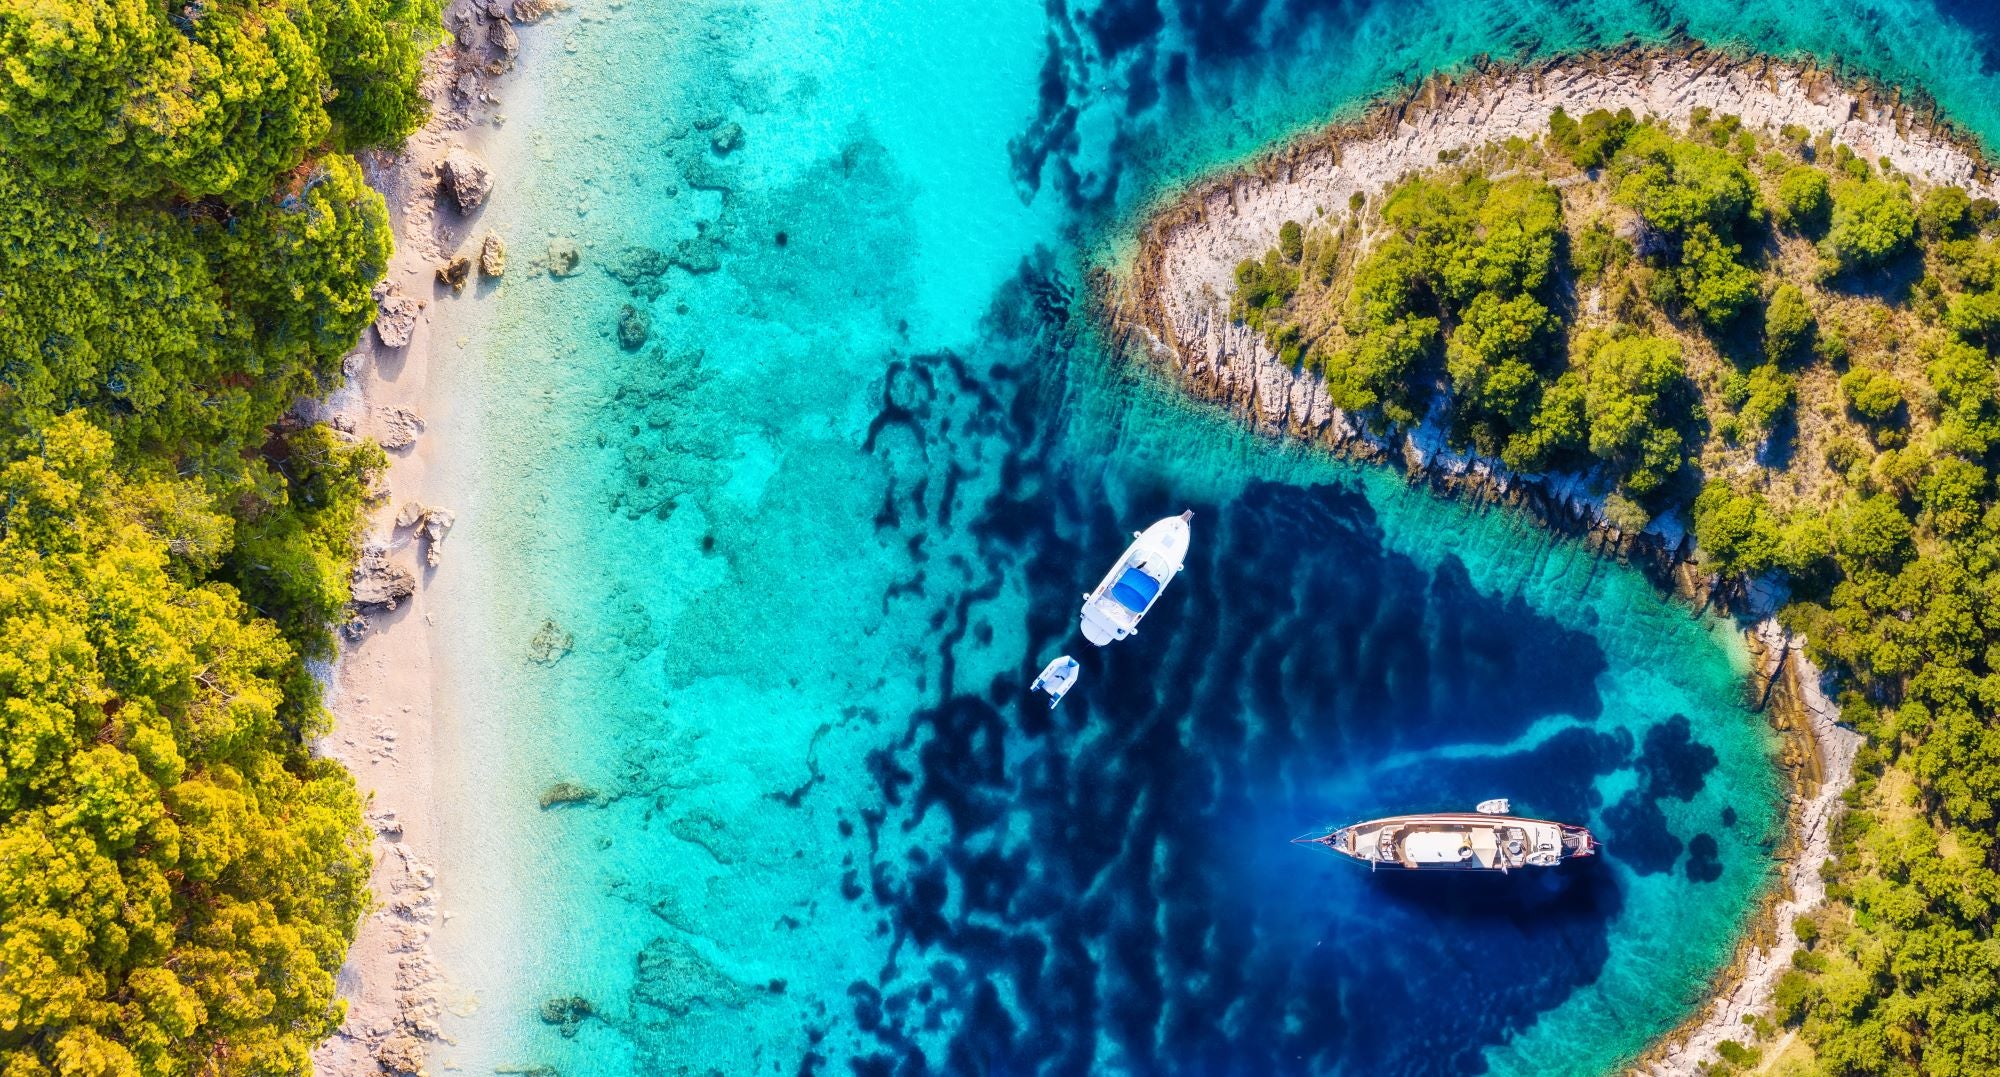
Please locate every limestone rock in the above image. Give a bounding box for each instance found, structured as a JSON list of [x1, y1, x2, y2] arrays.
[[419, 508, 455, 568], [353, 549, 417, 609], [490, 16, 519, 57], [616, 303, 652, 350], [710, 122, 744, 155], [436, 254, 472, 291], [369, 810, 405, 839], [394, 500, 429, 529], [480, 231, 508, 277], [511, 0, 559, 22], [440, 148, 493, 213], [379, 405, 426, 450], [547, 237, 582, 277], [375, 1031, 426, 1077], [373, 282, 425, 348]]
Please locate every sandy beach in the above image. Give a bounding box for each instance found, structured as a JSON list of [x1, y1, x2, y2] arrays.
[[1111, 47, 1957, 1075], [310, 2, 547, 1072]]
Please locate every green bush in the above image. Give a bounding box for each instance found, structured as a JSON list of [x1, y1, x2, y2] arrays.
[[1694, 480, 1782, 575], [229, 426, 385, 659], [1738, 363, 1795, 432], [1822, 177, 1918, 272], [1579, 330, 1689, 493], [1570, 217, 1632, 278], [1945, 289, 2000, 342], [1680, 224, 1760, 327], [1839, 368, 1904, 423], [1920, 184, 1975, 242], [1613, 126, 1758, 238], [1835, 495, 1915, 573], [1715, 1041, 1761, 1068], [1764, 283, 1813, 363], [1775, 165, 1832, 233], [1277, 219, 1304, 263], [1547, 106, 1635, 170], [1232, 250, 1300, 334]]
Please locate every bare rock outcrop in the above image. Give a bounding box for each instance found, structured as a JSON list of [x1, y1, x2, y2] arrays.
[[378, 406, 426, 450], [375, 1031, 427, 1077], [440, 148, 493, 213], [419, 508, 455, 568], [352, 548, 417, 609], [436, 253, 472, 291], [390, 502, 456, 567], [480, 231, 508, 277], [373, 282, 425, 349]]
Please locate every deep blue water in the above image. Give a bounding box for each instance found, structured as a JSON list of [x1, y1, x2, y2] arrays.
[[412, 0, 2000, 1073]]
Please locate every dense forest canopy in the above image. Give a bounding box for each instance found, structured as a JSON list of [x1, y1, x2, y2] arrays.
[[1232, 109, 2000, 1076], [0, 0, 439, 1071]]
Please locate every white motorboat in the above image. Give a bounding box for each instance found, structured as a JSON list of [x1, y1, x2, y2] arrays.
[[1079, 511, 1192, 646], [1032, 655, 1079, 708]]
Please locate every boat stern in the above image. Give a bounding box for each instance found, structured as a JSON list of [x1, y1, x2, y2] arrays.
[[1561, 823, 1598, 858], [1079, 604, 1125, 646]]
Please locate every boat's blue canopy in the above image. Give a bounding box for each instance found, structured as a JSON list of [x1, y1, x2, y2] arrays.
[[1109, 568, 1161, 613]]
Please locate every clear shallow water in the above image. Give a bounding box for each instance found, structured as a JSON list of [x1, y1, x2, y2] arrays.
[[414, 1, 2000, 1073]]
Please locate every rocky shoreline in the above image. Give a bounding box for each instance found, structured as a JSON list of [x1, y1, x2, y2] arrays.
[[309, 2, 554, 1074], [1101, 44, 1954, 1075]]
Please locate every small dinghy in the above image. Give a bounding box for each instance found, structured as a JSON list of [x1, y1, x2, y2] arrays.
[[1475, 798, 1512, 815], [1032, 655, 1079, 708], [1079, 512, 1192, 646]]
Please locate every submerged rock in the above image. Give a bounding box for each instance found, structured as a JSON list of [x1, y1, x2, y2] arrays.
[[606, 245, 672, 299], [547, 238, 582, 277], [710, 122, 744, 155], [440, 148, 493, 213], [480, 231, 508, 277], [670, 234, 722, 275], [616, 303, 652, 350], [539, 781, 602, 809], [352, 548, 417, 609], [373, 282, 425, 348], [633, 936, 745, 1016], [528, 619, 574, 664], [538, 995, 594, 1038], [436, 254, 472, 292]]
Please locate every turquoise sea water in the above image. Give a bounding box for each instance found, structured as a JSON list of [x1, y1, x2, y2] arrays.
[[410, 1, 2000, 1073]]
